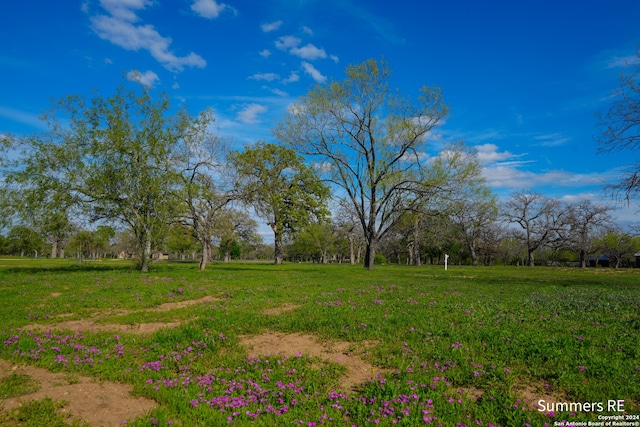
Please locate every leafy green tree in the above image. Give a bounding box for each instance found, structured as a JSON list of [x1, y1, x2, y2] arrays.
[[69, 230, 96, 259], [275, 58, 481, 269], [7, 226, 43, 257], [228, 142, 330, 264], [292, 221, 336, 263], [93, 225, 116, 258], [594, 229, 637, 268], [163, 224, 199, 260], [11, 84, 193, 271], [213, 208, 259, 262]]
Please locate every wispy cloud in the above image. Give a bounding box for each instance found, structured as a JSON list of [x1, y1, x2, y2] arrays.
[[89, 0, 206, 72], [302, 62, 326, 83], [261, 20, 283, 32], [249, 72, 280, 82], [275, 35, 327, 60], [606, 54, 640, 69], [126, 69, 160, 87], [474, 143, 518, 164], [0, 106, 46, 130], [532, 133, 572, 147], [236, 103, 268, 124], [282, 71, 300, 84]]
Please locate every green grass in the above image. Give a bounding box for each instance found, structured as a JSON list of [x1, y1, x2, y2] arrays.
[[0, 260, 638, 426], [0, 373, 40, 399]]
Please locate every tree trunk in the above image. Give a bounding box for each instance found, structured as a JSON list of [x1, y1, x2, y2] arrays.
[[364, 238, 376, 270], [579, 250, 587, 268], [412, 218, 421, 266], [199, 239, 211, 271], [60, 247, 65, 258], [527, 249, 535, 267], [272, 224, 283, 265], [349, 236, 355, 265], [469, 242, 478, 266], [139, 234, 152, 272], [51, 240, 58, 259]]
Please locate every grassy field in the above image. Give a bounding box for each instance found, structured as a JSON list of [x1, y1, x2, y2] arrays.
[[0, 259, 638, 426]]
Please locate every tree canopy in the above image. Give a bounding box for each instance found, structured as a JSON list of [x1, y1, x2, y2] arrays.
[[275, 58, 484, 269], [228, 142, 330, 265]]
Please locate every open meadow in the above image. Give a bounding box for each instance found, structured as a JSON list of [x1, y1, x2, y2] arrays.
[[0, 260, 638, 426]]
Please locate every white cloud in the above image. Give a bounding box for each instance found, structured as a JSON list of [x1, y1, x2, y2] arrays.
[[90, 0, 206, 72], [533, 133, 571, 147], [0, 106, 46, 129], [259, 49, 271, 58], [282, 71, 300, 84], [191, 0, 228, 19], [606, 54, 640, 69], [261, 20, 283, 32], [330, 54, 339, 63], [275, 35, 301, 51], [249, 72, 280, 82], [291, 43, 326, 60], [302, 62, 326, 83], [237, 103, 268, 124], [126, 69, 160, 87], [302, 26, 313, 35], [474, 143, 516, 164], [270, 88, 288, 97]]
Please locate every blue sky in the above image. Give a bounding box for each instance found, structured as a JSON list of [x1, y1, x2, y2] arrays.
[[1, 0, 640, 232]]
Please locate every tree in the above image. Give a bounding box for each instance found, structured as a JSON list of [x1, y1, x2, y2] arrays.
[[594, 229, 638, 268], [164, 224, 200, 260], [292, 221, 336, 263], [502, 192, 569, 267], [93, 225, 116, 258], [7, 226, 44, 257], [228, 142, 330, 265], [11, 84, 192, 272], [213, 208, 259, 262], [449, 187, 498, 266], [275, 58, 482, 269], [597, 48, 640, 204], [566, 200, 614, 267], [69, 230, 96, 259], [179, 110, 234, 270]]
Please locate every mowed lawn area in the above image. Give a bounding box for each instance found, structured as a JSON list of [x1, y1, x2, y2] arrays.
[[0, 260, 638, 426]]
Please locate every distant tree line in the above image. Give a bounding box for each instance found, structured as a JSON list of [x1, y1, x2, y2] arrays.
[[1, 56, 639, 270]]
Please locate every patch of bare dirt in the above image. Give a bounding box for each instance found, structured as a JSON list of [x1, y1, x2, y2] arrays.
[[454, 381, 565, 411], [0, 359, 156, 427], [23, 320, 183, 335], [513, 383, 565, 411], [151, 295, 220, 312], [23, 296, 221, 335], [240, 331, 381, 392], [263, 304, 301, 315]]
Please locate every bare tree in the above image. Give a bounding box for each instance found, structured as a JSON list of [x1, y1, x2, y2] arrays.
[[502, 192, 569, 267], [567, 200, 614, 267], [449, 187, 498, 266], [597, 48, 640, 204]]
